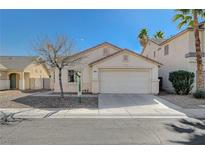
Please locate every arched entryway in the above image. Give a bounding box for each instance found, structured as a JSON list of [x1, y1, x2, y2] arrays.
[[9, 73, 19, 89]]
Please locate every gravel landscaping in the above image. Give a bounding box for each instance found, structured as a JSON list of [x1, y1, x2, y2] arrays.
[[0, 90, 98, 108], [0, 90, 30, 108], [159, 92, 205, 109]]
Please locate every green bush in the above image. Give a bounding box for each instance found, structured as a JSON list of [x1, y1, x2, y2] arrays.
[[193, 90, 205, 99], [169, 70, 195, 95]]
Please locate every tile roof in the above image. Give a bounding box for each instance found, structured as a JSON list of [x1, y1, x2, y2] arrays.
[[0, 56, 38, 70]]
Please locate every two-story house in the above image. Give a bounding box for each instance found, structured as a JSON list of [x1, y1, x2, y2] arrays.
[[142, 22, 205, 92]]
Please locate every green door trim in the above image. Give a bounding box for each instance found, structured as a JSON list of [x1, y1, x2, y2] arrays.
[[9, 73, 17, 89]]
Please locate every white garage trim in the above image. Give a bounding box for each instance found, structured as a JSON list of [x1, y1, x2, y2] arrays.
[[99, 68, 152, 94]]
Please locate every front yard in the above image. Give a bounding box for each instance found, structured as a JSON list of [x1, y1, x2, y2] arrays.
[[0, 90, 98, 108], [1, 90, 205, 109], [159, 92, 205, 109]]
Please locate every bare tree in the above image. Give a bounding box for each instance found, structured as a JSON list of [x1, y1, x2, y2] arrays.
[[33, 35, 80, 98]]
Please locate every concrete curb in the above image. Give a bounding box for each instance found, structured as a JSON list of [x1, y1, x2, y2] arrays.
[[0, 108, 188, 119]]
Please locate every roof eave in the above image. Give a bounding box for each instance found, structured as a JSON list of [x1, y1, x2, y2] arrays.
[[89, 48, 162, 67]]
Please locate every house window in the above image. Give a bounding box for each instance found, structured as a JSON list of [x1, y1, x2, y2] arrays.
[[103, 48, 109, 56], [164, 45, 169, 56], [68, 70, 76, 82], [123, 55, 129, 62], [154, 51, 156, 58]]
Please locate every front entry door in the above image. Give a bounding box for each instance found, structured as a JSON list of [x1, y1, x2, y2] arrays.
[[10, 74, 16, 89]]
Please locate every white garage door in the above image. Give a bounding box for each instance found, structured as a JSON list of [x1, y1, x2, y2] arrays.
[[100, 69, 151, 93]]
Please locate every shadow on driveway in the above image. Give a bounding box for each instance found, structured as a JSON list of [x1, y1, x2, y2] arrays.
[[167, 119, 205, 144]]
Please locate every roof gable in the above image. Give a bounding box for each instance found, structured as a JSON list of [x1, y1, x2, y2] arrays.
[[141, 39, 161, 55], [149, 38, 167, 45], [89, 49, 162, 66], [0, 63, 7, 70], [71, 42, 122, 58], [24, 62, 50, 76]]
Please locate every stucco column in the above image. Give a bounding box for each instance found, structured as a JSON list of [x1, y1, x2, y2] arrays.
[[91, 67, 99, 93], [21, 72, 25, 90]]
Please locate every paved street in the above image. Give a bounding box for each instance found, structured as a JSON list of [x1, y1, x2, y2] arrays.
[[1, 118, 205, 144]]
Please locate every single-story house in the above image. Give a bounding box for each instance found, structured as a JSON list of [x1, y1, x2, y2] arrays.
[[53, 42, 162, 94], [0, 56, 50, 90]]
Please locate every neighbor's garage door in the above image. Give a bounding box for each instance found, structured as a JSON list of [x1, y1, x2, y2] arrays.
[[99, 69, 151, 94]]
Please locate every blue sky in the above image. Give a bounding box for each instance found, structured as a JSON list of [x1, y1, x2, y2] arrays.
[[0, 9, 182, 56]]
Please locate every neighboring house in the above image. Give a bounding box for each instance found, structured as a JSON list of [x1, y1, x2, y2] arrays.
[[141, 22, 205, 92], [54, 42, 161, 94], [0, 56, 50, 90]]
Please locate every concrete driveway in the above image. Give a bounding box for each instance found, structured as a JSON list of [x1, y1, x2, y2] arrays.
[[99, 94, 186, 117]]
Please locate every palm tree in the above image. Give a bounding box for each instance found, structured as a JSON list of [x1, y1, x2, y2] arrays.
[[154, 31, 164, 39], [173, 9, 205, 90], [138, 28, 148, 48]]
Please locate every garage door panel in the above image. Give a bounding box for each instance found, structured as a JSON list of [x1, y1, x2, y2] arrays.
[[100, 69, 150, 93]]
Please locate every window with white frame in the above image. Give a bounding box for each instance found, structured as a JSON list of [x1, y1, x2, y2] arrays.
[[68, 70, 76, 82], [164, 45, 169, 56]]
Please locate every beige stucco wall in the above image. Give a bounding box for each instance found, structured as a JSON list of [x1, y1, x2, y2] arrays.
[[142, 30, 205, 92], [0, 71, 8, 80], [54, 44, 120, 92], [24, 63, 50, 79], [24, 63, 50, 90], [0, 71, 10, 90], [142, 41, 160, 60], [91, 51, 159, 94], [0, 63, 50, 90]]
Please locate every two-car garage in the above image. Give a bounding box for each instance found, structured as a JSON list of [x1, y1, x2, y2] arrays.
[[99, 69, 151, 94], [90, 49, 161, 94]]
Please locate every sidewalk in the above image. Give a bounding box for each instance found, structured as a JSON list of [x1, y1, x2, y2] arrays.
[[0, 107, 187, 119], [2, 104, 204, 119], [154, 97, 205, 119]]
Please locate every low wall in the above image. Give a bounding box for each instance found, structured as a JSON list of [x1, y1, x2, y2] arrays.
[[0, 80, 10, 90], [0, 79, 51, 90], [30, 78, 50, 90], [43, 78, 51, 89]]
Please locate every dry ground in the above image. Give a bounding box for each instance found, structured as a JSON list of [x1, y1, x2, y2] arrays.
[[159, 92, 205, 109], [0, 90, 98, 108]]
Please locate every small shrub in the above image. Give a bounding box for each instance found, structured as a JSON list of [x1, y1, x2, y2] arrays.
[[193, 90, 205, 99], [169, 70, 194, 95]]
